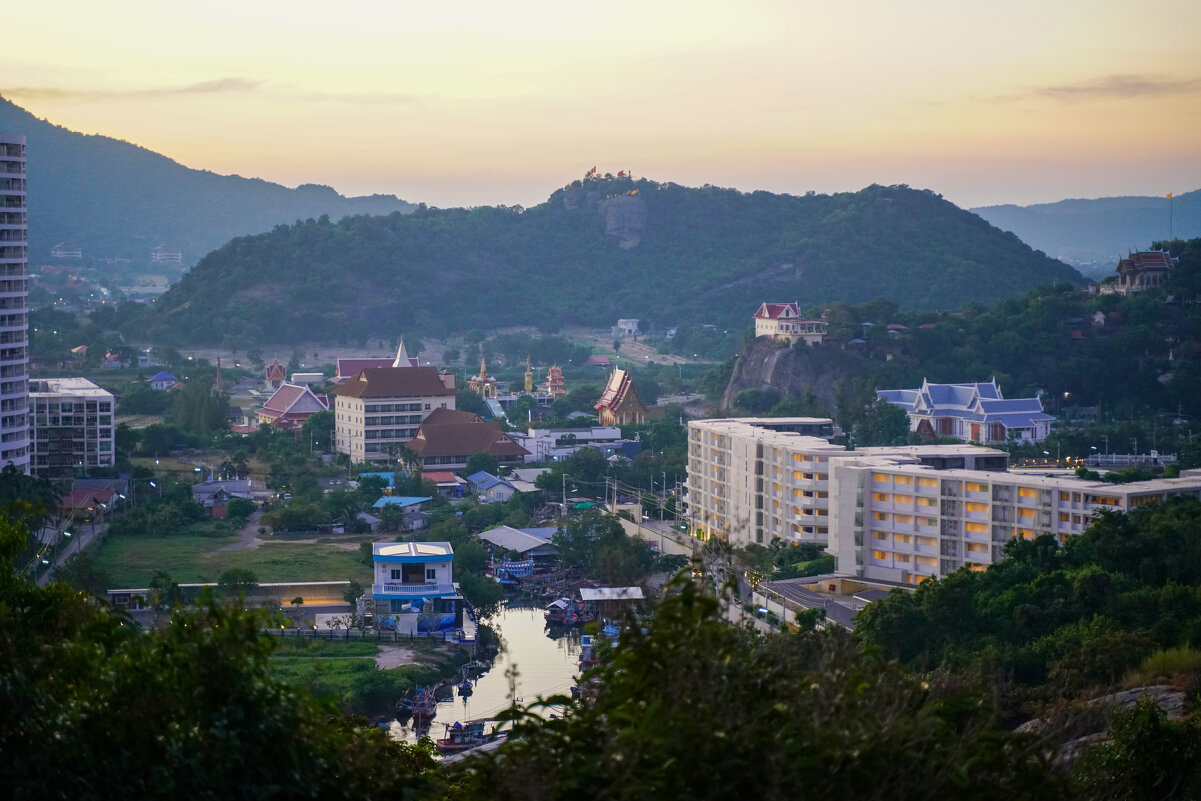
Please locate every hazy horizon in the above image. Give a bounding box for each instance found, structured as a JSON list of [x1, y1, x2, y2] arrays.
[[4, 1, 1199, 210]]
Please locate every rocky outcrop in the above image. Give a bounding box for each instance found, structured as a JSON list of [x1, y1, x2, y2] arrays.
[[721, 336, 867, 411], [599, 195, 648, 249]]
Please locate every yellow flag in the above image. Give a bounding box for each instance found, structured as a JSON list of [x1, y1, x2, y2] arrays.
[[1167, 193, 1173, 199]]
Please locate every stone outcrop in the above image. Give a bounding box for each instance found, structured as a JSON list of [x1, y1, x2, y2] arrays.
[[598, 195, 648, 249], [721, 335, 866, 411]]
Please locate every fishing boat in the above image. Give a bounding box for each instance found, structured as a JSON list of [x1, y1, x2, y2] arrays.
[[397, 686, 438, 720], [578, 634, 600, 669], [457, 679, 474, 697], [435, 720, 491, 754]]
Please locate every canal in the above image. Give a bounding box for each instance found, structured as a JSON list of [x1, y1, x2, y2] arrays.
[[390, 599, 583, 744]]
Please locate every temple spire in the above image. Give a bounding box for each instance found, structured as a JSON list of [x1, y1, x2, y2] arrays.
[[393, 340, 412, 367]]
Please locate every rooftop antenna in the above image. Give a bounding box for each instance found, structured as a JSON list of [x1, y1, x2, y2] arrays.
[[215, 357, 222, 395]]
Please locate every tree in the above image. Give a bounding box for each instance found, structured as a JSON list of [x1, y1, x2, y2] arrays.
[[0, 514, 439, 799], [225, 497, 255, 521], [343, 580, 364, 605], [457, 388, 491, 418], [854, 397, 911, 446], [148, 569, 183, 619], [462, 577, 1067, 801], [216, 567, 259, 599], [465, 451, 500, 477]]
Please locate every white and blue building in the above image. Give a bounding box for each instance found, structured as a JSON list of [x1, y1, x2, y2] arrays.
[[877, 379, 1053, 445], [371, 541, 463, 631]]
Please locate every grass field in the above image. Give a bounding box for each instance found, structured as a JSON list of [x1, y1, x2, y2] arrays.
[[269, 638, 465, 716], [92, 532, 374, 587]]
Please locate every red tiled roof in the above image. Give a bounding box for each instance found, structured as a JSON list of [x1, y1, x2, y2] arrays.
[[409, 417, 529, 460], [265, 359, 286, 380], [584, 355, 610, 366], [61, 487, 116, 511], [336, 357, 394, 379], [754, 302, 799, 320], [332, 366, 456, 399], [421, 471, 460, 483]]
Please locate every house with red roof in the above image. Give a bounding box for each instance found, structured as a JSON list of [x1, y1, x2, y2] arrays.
[[256, 383, 330, 431], [407, 408, 529, 471], [334, 342, 421, 383], [753, 302, 827, 345], [595, 369, 649, 426]]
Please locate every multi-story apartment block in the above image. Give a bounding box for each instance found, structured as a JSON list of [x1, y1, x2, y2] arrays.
[[687, 417, 1004, 546], [28, 378, 115, 480], [333, 366, 456, 463], [688, 417, 1201, 584], [0, 133, 29, 473], [828, 454, 1201, 586], [687, 418, 849, 545]]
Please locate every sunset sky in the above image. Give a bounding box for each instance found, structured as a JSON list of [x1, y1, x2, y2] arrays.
[[4, 0, 1199, 209]]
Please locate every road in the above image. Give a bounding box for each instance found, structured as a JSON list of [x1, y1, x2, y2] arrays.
[[37, 519, 108, 588]]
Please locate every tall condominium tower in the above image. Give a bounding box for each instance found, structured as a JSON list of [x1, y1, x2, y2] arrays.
[[0, 133, 29, 473]]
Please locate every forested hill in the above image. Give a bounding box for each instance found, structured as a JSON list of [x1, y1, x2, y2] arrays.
[[973, 189, 1201, 277], [0, 96, 415, 267], [142, 178, 1081, 345]]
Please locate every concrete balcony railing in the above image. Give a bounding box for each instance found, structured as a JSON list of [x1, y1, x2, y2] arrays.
[[372, 582, 456, 597]]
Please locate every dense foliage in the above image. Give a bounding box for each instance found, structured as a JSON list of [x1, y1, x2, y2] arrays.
[[458, 577, 1067, 800], [856, 497, 1201, 709], [0, 515, 437, 800], [134, 180, 1080, 345], [728, 238, 1201, 431]]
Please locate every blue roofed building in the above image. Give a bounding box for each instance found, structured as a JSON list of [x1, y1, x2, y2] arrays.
[[877, 379, 1053, 444], [467, 471, 516, 503], [149, 370, 178, 391], [371, 541, 463, 632]]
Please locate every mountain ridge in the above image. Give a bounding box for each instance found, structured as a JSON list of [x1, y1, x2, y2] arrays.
[[972, 189, 1201, 276], [136, 178, 1084, 346], [0, 96, 416, 268]]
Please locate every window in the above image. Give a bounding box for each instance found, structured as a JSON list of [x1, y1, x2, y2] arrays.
[[872, 550, 888, 561], [893, 514, 913, 525], [426, 568, 437, 581], [893, 534, 911, 544], [1059, 491, 1070, 502], [966, 482, 986, 493], [1019, 508, 1035, 519], [1019, 487, 1037, 498], [965, 502, 988, 513], [965, 522, 988, 533], [872, 472, 890, 482], [917, 497, 937, 507], [873, 511, 889, 521], [918, 477, 938, 488], [965, 542, 988, 553], [873, 530, 888, 540], [390, 569, 402, 580], [894, 553, 911, 563], [1060, 512, 1070, 522], [894, 475, 913, 485], [872, 492, 890, 502]]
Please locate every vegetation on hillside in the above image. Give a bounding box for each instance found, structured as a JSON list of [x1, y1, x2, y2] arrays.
[[126, 180, 1080, 346]]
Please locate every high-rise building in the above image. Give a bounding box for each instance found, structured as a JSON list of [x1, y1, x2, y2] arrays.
[[0, 133, 29, 474], [28, 378, 115, 480]]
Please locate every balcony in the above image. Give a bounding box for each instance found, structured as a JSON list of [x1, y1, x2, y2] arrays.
[[372, 581, 457, 598]]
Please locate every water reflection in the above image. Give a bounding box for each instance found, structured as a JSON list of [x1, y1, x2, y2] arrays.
[[391, 599, 582, 744]]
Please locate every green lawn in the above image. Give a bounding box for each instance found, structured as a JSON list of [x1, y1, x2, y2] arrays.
[[92, 532, 373, 587]]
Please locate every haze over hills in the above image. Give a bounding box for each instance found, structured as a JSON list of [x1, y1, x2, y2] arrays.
[[139, 178, 1083, 346], [0, 96, 416, 269], [972, 190, 1200, 277]]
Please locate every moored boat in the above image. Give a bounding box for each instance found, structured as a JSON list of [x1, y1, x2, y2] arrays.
[[398, 685, 438, 720], [435, 719, 492, 754]]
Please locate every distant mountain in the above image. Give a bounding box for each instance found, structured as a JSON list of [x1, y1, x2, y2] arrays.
[[0, 96, 415, 268], [972, 190, 1200, 277], [140, 179, 1083, 346]]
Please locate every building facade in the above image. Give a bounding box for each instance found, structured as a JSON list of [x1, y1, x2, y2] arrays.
[[371, 541, 462, 629], [877, 379, 1053, 444], [28, 378, 115, 480], [828, 455, 1201, 586], [687, 417, 1201, 585], [687, 417, 1008, 546], [0, 133, 29, 473], [753, 302, 828, 345], [595, 368, 648, 426], [333, 366, 457, 463]]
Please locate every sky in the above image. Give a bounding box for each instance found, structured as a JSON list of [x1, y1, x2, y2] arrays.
[[3, 0, 1200, 210]]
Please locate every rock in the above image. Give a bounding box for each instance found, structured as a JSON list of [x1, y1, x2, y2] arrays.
[[599, 195, 647, 249]]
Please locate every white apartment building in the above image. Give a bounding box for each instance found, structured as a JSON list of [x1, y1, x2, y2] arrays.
[[0, 133, 28, 473], [828, 456, 1201, 586], [28, 378, 115, 480], [686, 417, 1004, 546], [333, 366, 456, 463]]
